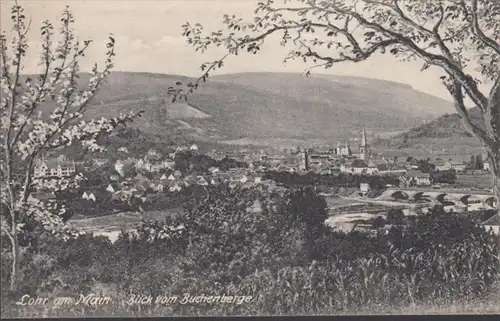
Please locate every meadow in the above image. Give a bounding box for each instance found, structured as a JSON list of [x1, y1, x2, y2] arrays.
[[454, 174, 493, 190]]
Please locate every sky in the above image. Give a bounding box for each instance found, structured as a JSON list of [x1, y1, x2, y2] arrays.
[[0, 0, 472, 102]]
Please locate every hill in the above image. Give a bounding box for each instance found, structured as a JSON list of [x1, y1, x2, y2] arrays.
[[26, 71, 455, 148], [372, 107, 485, 154]]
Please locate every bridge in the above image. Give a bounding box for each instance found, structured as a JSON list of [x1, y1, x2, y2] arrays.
[[377, 187, 497, 210]]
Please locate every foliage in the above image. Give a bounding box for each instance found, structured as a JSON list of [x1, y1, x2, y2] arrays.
[[0, 3, 156, 290], [431, 169, 457, 184], [387, 208, 405, 225], [264, 170, 400, 189], [180, 0, 500, 210], [1, 187, 499, 316]]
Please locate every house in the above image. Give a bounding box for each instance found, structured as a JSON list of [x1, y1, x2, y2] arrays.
[[341, 159, 378, 175], [208, 167, 220, 175], [406, 157, 419, 170], [483, 215, 500, 235], [82, 192, 96, 201], [147, 148, 161, 157], [197, 176, 209, 186], [405, 170, 431, 186], [34, 156, 76, 178], [117, 147, 129, 153], [162, 161, 175, 169], [135, 159, 145, 169], [360, 183, 370, 193], [190, 144, 199, 152], [448, 160, 466, 172], [434, 159, 447, 171], [106, 184, 116, 193], [484, 161, 490, 172], [210, 177, 222, 185], [134, 173, 148, 182]]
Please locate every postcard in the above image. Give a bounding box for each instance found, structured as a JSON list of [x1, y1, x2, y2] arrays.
[[1, 0, 499, 317]]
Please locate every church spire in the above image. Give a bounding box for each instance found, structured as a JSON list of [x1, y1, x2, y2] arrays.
[[361, 127, 368, 147], [360, 126, 369, 160]]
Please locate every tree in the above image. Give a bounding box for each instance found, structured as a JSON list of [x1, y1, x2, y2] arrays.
[[475, 153, 484, 169], [0, 3, 144, 291], [280, 187, 329, 260], [371, 216, 386, 229], [468, 154, 477, 170], [387, 208, 405, 225], [181, 0, 500, 210]]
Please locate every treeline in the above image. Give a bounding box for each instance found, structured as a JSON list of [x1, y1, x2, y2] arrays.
[[263, 170, 400, 190]]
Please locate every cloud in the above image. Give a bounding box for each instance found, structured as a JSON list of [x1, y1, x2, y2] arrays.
[[155, 35, 184, 47], [114, 36, 151, 51]]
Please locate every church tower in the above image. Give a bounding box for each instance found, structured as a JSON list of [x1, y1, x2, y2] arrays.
[[359, 127, 370, 160], [300, 149, 309, 172], [335, 141, 341, 156]]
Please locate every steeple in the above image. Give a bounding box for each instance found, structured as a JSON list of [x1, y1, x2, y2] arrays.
[[361, 127, 368, 148], [359, 127, 370, 160]]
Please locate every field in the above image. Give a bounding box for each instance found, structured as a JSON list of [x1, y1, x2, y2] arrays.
[[454, 174, 493, 190]]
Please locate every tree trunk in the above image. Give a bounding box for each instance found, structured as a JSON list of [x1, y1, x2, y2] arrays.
[[488, 150, 500, 212], [10, 227, 20, 291]]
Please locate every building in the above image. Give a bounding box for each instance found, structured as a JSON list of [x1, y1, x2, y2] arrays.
[[401, 170, 431, 186], [483, 215, 500, 235], [300, 149, 310, 172], [434, 159, 447, 171], [360, 183, 370, 197], [335, 142, 352, 157], [341, 159, 378, 175], [447, 160, 467, 172], [359, 127, 371, 160], [405, 157, 419, 170], [34, 155, 77, 178]]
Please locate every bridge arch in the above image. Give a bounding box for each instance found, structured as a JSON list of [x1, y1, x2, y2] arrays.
[[459, 195, 472, 205], [391, 191, 409, 200], [412, 191, 425, 201], [436, 193, 449, 204], [484, 197, 498, 208]]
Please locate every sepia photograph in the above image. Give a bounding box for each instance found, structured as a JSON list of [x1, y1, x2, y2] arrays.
[[0, 0, 499, 318]]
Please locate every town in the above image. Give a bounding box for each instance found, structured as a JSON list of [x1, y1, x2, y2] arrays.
[[31, 126, 498, 239]]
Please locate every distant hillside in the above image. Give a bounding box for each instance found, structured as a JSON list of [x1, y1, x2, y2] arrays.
[[373, 107, 483, 150], [25, 71, 455, 147]]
